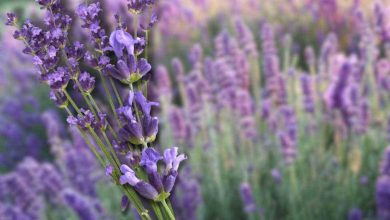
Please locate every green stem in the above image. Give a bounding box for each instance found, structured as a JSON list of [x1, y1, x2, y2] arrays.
[[101, 130, 121, 166], [166, 199, 174, 214], [63, 90, 81, 114], [108, 76, 124, 107], [250, 57, 261, 107], [161, 200, 175, 220], [151, 202, 164, 220], [75, 80, 98, 117], [99, 70, 122, 127], [79, 128, 106, 167], [122, 186, 152, 220], [89, 127, 118, 170]]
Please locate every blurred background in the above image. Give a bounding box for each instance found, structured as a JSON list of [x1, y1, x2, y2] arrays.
[[1, 0, 390, 219]]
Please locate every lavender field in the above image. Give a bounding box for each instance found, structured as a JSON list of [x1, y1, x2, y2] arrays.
[[1, 0, 390, 219]]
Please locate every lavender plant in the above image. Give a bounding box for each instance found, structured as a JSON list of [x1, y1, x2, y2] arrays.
[[0, 30, 51, 170], [6, 1, 185, 219], [4, 0, 390, 219], [154, 2, 390, 219]]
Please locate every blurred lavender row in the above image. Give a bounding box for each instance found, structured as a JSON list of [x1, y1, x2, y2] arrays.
[[2, 0, 390, 219]]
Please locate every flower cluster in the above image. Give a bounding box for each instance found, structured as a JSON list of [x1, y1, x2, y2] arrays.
[[6, 0, 184, 219], [117, 91, 159, 145], [119, 147, 186, 200]]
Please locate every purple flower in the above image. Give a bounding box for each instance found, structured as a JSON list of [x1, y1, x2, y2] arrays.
[[119, 165, 141, 185], [141, 12, 158, 31], [119, 120, 144, 145], [47, 67, 71, 90], [127, 0, 148, 14], [172, 57, 184, 79], [133, 181, 159, 200], [278, 131, 297, 165], [140, 148, 163, 173], [105, 165, 113, 176], [40, 163, 64, 196], [93, 112, 108, 130], [141, 115, 159, 143], [84, 51, 98, 68], [66, 109, 95, 130], [324, 61, 351, 110], [117, 91, 136, 121], [359, 176, 369, 186], [188, 44, 203, 68], [271, 168, 282, 184], [140, 148, 164, 192], [134, 91, 159, 115], [348, 208, 363, 220], [49, 90, 68, 108], [163, 147, 186, 173], [78, 72, 95, 93], [240, 182, 257, 213], [62, 189, 98, 220], [98, 55, 110, 67], [76, 3, 101, 25], [5, 13, 16, 26], [121, 195, 130, 211], [380, 146, 390, 176], [170, 166, 201, 220], [376, 175, 390, 220], [234, 18, 258, 58], [237, 89, 256, 139], [109, 29, 137, 58], [155, 65, 172, 97], [305, 46, 316, 71], [119, 164, 158, 200], [300, 74, 315, 113], [118, 96, 158, 145], [65, 41, 84, 62], [168, 107, 188, 141], [105, 54, 151, 84], [163, 147, 186, 193]]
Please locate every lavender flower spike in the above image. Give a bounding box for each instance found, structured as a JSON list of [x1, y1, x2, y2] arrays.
[[62, 188, 98, 220], [117, 91, 136, 121], [140, 148, 164, 192], [142, 115, 159, 143], [348, 208, 363, 220], [376, 175, 390, 220], [5, 13, 17, 26], [163, 147, 187, 193], [119, 121, 144, 145], [119, 164, 159, 200], [78, 72, 95, 93], [105, 54, 151, 84], [380, 146, 390, 176], [240, 182, 257, 213]]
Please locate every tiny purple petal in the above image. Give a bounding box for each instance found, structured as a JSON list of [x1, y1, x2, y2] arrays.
[[105, 165, 113, 176]]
